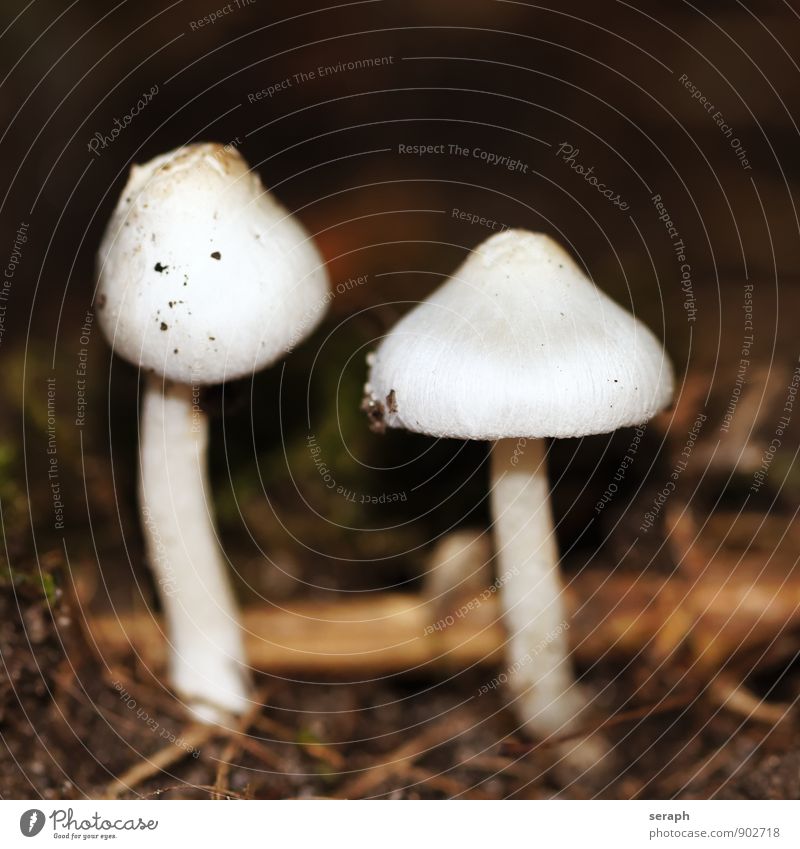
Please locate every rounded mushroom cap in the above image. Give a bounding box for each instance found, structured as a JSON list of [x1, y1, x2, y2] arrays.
[[96, 143, 329, 384], [366, 230, 674, 440]]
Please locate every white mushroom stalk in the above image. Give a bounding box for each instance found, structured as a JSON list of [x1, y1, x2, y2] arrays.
[[139, 374, 248, 722], [365, 230, 674, 769], [489, 436, 584, 738], [97, 143, 329, 723]]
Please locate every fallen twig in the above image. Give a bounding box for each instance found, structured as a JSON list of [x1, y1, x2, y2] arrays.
[[104, 723, 214, 799], [707, 674, 792, 725], [213, 690, 269, 799], [499, 693, 696, 757], [89, 548, 800, 676], [333, 713, 474, 799]]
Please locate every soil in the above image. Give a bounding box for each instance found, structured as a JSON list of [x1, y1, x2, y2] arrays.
[[2, 572, 799, 800]]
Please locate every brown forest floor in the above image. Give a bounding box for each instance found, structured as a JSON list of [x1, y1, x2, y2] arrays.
[[2, 540, 800, 800]]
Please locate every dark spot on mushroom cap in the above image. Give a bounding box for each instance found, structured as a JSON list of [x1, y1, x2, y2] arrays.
[[160, 322, 168, 331], [173, 348, 179, 354], [210, 251, 221, 260], [361, 392, 387, 434], [208, 336, 215, 341], [386, 389, 398, 414], [154, 262, 168, 273]]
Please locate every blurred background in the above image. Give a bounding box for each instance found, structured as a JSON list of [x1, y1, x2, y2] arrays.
[[2, 0, 800, 800]]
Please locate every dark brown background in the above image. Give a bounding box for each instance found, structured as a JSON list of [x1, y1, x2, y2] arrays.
[[1, 0, 800, 799]]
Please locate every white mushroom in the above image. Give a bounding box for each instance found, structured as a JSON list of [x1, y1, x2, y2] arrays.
[[97, 143, 329, 723], [365, 230, 673, 767]]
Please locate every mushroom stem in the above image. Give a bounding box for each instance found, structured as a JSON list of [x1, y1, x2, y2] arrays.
[[489, 437, 587, 738], [139, 373, 251, 723]]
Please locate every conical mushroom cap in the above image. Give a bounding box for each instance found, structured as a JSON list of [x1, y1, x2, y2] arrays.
[[366, 230, 674, 440], [96, 143, 329, 384]]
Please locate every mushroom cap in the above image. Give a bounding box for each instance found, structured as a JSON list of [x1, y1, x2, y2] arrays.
[[96, 143, 329, 384], [366, 230, 674, 440]]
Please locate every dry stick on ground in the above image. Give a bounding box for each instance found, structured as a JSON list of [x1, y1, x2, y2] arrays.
[[463, 754, 541, 781], [707, 674, 792, 725], [235, 734, 288, 770], [499, 693, 696, 757], [333, 713, 475, 799], [252, 713, 346, 769], [89, 546, 800, 676], [104, 723, 214, 800], [404, 766, 492, 799], [104, 665, 192, 722], [666, 503, 796, 722], [657, 736, 757, 798], [143, 783, 249, 800], [213, 689, 271, 799]]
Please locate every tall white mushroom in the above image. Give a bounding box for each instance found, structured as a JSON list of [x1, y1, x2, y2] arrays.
[[364, 230, 673, 766], [97, 143, 329, 723]]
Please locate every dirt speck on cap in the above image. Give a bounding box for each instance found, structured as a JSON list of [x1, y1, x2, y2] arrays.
[[361, 392, 387, 434]]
